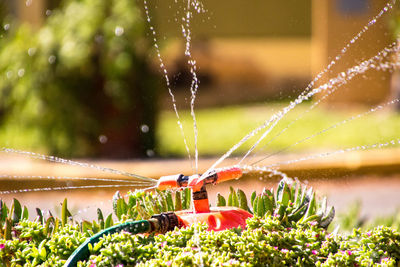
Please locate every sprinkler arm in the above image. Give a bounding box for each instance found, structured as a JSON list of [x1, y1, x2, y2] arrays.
[[156, 167, 243, 191]]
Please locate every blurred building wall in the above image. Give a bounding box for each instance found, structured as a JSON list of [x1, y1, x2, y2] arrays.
[[15, 0, 45, 27], [152, 0, 311, 38], [150, 0, 313, 107], [312, 0, 392, 107]]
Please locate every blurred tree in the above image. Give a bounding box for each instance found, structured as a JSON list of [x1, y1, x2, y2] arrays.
[[0, 0, 161, 158]]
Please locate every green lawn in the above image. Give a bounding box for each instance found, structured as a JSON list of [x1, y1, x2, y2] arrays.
[[156, 102, 400, 157]]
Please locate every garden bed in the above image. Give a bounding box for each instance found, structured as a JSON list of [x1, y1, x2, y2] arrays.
[[1, 179, 399, 266]]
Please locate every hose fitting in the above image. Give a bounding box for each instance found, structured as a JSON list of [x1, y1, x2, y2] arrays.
[[150, 212, 180, 234]]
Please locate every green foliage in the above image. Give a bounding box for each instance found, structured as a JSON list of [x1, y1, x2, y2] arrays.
[[0, 0, 160, 157], [80, 217, 400, 266], [0, 183, 399, 266]]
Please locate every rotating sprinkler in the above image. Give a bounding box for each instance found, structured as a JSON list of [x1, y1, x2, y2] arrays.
[[65, 167, 253, 266]]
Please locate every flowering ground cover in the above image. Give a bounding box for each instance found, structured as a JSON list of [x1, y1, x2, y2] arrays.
[[0, 179, 399, 266]]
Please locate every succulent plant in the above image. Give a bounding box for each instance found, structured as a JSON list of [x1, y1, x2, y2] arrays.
[[216, 179, 335, 228]]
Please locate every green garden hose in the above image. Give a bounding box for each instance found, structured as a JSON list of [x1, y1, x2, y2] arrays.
[[64, 220, 151, 267], [64, 212, 179, 267]]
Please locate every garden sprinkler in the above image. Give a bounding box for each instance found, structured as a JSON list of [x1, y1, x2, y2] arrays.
[[155, 167, 252, 231], [65, 167, 252, 266]]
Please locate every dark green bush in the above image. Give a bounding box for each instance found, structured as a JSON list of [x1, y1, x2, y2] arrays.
[[0, 0, 160, 158]]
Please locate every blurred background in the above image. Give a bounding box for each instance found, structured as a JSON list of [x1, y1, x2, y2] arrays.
[[0, 0, 400, 224], [0, 0, 399, 158]]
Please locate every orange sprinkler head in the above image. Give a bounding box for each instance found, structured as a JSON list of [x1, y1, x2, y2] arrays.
[[188, 167, 243, 190], [156, 174, 182, 191], [188, 174, 203, 191], [215, 167, 242, 183]]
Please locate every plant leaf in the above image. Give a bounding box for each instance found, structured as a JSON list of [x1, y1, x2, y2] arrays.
[[44, 216, 55, 236], [0, 200, 7, 224], [175, 190, 182, 211], [237, 189, 249, 211], [36, 208, 43, 224], [61, 198, 68, 227], [12, 198, 22, 224], [257, 196, 265, 217], [97, 208, 104, 229], [263, 195, 273, 214], [302, 192, 316, 222], [216, 193, 226, 207], [4, 218, 12, 240], [82, 220, 92, 232], [166, 190, 174, 211], [22, 206, 29, 221], [253, 196, 258, 216], [250, 191, 257, 209], [319, 206, 335, 229], [112, 191, 122, 216], [105, 213, 114, 228]]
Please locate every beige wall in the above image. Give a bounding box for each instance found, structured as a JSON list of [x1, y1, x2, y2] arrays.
[[151, 0, 311, 38], [16, 0, 45, 28], [312, 0, 392, 106]]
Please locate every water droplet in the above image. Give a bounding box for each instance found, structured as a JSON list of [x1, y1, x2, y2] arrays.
[[48, 55, 56, 64], [140, 124, 149, 133], [115, 26, 124, 36], [3, 24, 10, 31], [98, 135, 108, 144], [28, 47, 36, 56], [146, 149, 155, 157], [45, 10, 52, 16], [17, 69, 25, 77], [6, 70, 13, 79]]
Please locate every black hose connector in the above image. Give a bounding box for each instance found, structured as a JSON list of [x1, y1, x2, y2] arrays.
[[151, 212, 180, 234]]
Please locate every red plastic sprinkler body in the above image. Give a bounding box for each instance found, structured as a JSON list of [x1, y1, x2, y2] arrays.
[[156, 167, 252, 231]]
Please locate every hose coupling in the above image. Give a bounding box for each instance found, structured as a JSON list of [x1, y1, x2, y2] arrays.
[[150, 212, 180, 234]]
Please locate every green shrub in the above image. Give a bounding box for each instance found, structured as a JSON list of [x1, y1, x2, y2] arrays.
[[80, 218, 400, 266], [0, 0, 160, 158]]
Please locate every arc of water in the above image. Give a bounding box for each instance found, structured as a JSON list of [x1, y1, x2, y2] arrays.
[[246, 44, 397, 164], [199, 0, 396, 179], [0, 148, 157, 183], [143, 0, 194, 170], [0, 174, 147, 184], [182, 0, 200, 173], [242, 42, 399, 165], [251, 98, 400, 165], [240, 165, 291, 180], [0, 184, 152, 195], [257, 138, 400, 169]]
